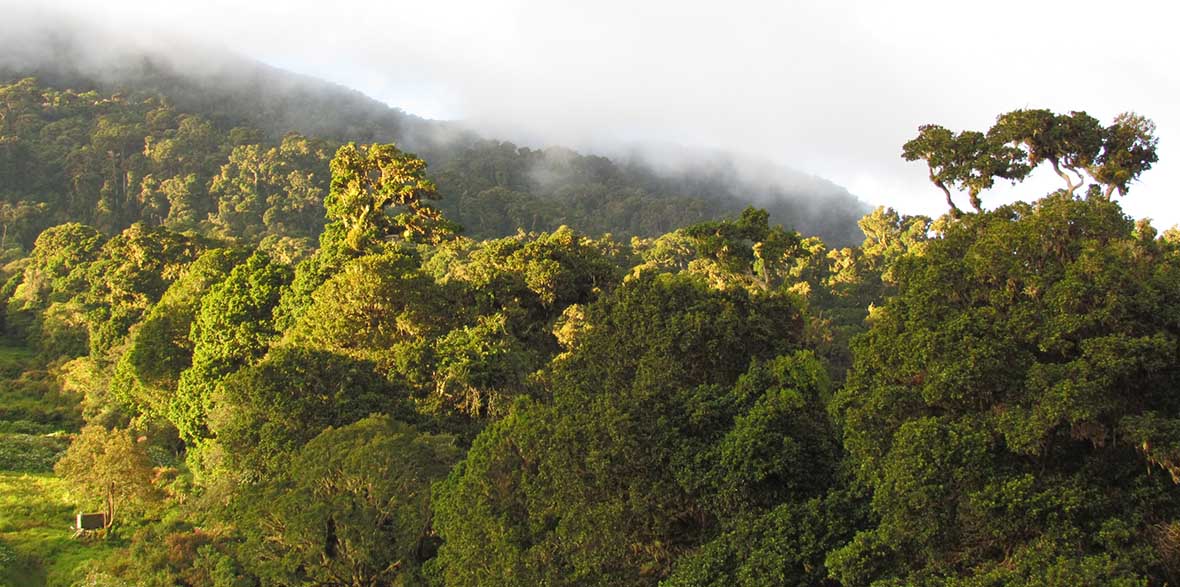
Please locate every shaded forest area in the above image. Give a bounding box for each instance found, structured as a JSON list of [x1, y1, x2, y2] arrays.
[[1, 69, 1179, 587]]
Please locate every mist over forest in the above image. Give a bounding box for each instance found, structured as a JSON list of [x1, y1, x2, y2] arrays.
[[0, 17, 871, 246], [1, 3, 1179, 587]]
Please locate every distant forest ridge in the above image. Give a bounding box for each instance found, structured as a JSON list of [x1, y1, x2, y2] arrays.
[[0, 40, 869, 246]]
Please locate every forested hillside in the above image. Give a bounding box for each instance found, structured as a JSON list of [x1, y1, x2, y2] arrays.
[[1, 57, 1178, 587], [0, 45, 869, 247]]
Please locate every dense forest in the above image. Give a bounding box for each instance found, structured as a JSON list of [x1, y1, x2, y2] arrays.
[[0, 48, 870, 246], [0, 61, 1177, 587]]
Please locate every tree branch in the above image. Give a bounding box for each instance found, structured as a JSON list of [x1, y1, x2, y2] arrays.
[[1049, 158, 1077, 195]]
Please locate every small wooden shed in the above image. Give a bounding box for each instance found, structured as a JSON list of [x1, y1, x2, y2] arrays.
[[76, 512, 106, 531]]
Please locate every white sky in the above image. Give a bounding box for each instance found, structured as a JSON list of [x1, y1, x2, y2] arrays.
[[7, 0, 1180, 227]]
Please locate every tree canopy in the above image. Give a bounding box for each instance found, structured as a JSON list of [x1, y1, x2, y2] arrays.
[[904, 109, 1158, 213], [4, 74, 1177, 587]]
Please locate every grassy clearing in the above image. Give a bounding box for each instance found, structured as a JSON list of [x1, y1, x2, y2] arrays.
[[0, 341, 81, 475], [0, 364, 82, 434], [0, 472, 119, 587], [0, 344, 118, 585], [0, 345, 33, 379], [1, 341, 117, 586]]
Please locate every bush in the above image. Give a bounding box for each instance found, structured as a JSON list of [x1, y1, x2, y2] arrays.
[[0, 433, 70, 472]]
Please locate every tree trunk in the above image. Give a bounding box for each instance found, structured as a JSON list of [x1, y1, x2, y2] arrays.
[[931, 175, 961, 217], [105, 482, 115, 529], [1049, 158, 1077, 196], [968, 188, 983, 212]]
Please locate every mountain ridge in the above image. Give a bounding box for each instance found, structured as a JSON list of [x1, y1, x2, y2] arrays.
[[0, 29, 870, 244]]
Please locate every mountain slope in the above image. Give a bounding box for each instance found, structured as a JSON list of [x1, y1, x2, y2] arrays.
[[0, 27, 870, 245]]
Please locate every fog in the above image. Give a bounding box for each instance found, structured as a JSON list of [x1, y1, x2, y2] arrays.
[[3, 0, 1178, 227]]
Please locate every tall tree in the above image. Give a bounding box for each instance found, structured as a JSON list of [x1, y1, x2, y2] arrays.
[[171, 251, 290, 441], [237, 415, 459, 586], [325, 142, 450, 252], [907, 109, 1159, 213], [54, 425, 157, 531], [902, 125, 1028, 214], [430, 272, 830, 586]]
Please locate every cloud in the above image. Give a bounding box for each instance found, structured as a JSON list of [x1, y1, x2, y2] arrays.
[[4, 0, 1178, 226]]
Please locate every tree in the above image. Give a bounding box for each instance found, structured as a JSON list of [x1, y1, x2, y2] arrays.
[[284, 250, 456, 378], [430, 312, 536, 420], [26, 222, 105, 299], [54, 425, 157, 531], [430, 273, 830, 586], [828, 194, 1180, 585], [160, 173, 203, 230], [4, 222, 103, 349], [0, 200, 48, 251], [906, 110, 1159, 213], [111, 248, 247, 419], [325, 142, 451, 252], [1092, 112, 1159, 199], [677, 207, 813, 292], [171, 251, 291, 441], [988, 109, 1103, 196], [663, 487, 868, 587], [902, 125, 1028, 214], [237, 415, 460, 586], [208, 346, 411, 482], [79, 223, 206, 359], [207, 144, 276, 240]]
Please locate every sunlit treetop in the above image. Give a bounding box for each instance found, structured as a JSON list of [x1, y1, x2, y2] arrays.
[[325, 142, 454, 252], [904, 109, 1158, 214]]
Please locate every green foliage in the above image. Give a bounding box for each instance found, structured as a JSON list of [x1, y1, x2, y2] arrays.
[[905, 109, 1159, 212], [673, 352, 837, 515], [209, 346, 411, 481], [4, 223, 103, 348], [207, 134, 332, 241], [325, 142, 451, 251], [0, 78, 336, 249], [172, 251, 290, 441], [110, 248, 247, 418], [902, 124, 1027, 213], [27, 223, 104, 298], [236, 415, 459, 586], [431, 273, 829, 586], [430, 313, 537, 419], [2, 76, 869, 259], [79, 223, 207, 359], [0, 434, 69, 473], [284, 250, 455, 388], [829, 194, 1180, 585], [425, 225, 625, 332], [664, 487, 868, 587], [5, 76, 1175, 587], [429, 141, 868, 245], [671, 207, 813, 292], [72, 520, 252, 587], [54, 425, 157, 530]]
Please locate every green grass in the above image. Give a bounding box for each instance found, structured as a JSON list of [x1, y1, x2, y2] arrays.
[[0, 473, 119, 587], [0, 345, 118, 585], [0, 342, 82, 435], [0, 344, 33, 379]]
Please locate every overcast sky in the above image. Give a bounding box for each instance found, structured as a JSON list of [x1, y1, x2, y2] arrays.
[[7, 0, 1180, 227]]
